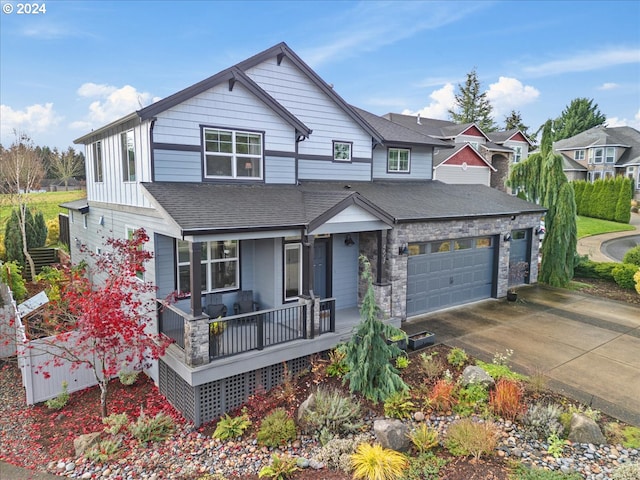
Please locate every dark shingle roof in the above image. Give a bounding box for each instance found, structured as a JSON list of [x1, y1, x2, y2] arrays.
[[560, 155, 587, 171], [554, 125, 640, 167], [142, 181, 544, 234]]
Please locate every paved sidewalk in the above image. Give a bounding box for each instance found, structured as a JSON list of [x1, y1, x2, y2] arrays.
[[404, 284, 640, 427], [0, 462, 60, 479], [577, 212, 640, 262]]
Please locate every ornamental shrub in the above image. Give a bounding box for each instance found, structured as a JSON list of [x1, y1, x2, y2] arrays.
[[612, 263, 640, 290], [213, 411, 252, 440], [623, 245, 640, 267], [383, 390, 415, 419], [314, 434, 369, 472], [299, 387, 362, 442], [257, 408, 296, 447], [490, 379, 525, 421], [128, 411, 175, 443], [521, 403, 564, 440], [350, 443, 408, 480], [428, 379, 457, 413], [635, 269, 640, 295], [258, 454, 299, 480], [444, 418, 498, 461], [0, 261, 27, 302], [102, 412, 129, 435], [84, 438, 121, 463], [45, 381, 69, 410], [408, 424, 439, 453], [446, 347, 468, 368]]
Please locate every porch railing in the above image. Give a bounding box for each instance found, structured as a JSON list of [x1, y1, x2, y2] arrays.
[[210, 303, 307, 360], [316, 298, 336, 336], [158, 301, 185, 349]]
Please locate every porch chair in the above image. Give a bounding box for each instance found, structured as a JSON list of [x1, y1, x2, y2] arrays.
[[204, 293, 227, 318], [233, 290, 260, 316]]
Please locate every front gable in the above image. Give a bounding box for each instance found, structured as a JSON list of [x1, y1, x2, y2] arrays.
[[508, 132, 530, 143], [459, 125, 486, 139], [436, 145, 495, 169]]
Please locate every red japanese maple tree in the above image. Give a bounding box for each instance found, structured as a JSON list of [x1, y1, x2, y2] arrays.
[[35, 228, 172, 417]]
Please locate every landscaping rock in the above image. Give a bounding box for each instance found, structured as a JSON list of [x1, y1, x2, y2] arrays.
[[74, 432, 101, 457], [373, 419, 410, 452], [568, 413, 606, 445], [461, 365, 495, 388]]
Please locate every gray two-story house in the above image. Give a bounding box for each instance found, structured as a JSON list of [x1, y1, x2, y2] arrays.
[[69, 42, 544, 425]]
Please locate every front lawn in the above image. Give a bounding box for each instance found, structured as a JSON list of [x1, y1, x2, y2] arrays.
[[0, 190, 86, 231], [576, 215, 635, 239]]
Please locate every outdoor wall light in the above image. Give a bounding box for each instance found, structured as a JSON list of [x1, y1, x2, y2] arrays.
[[344, 234, 355, 246], [503, 233, 512, 242], [399, 243, 409, 255]]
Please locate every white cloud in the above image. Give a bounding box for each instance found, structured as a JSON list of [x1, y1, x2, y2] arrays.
[[486, 77, 540, 118], [598, 82, 620, 91], [0, 103, 62, 141], [607, 109, 640, 129], [524, 47, 640, 77], [402, 83, 456, 120], [71, 83, 161, 130]]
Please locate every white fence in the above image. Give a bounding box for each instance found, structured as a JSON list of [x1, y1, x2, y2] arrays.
[[0, 282, 99, 404]]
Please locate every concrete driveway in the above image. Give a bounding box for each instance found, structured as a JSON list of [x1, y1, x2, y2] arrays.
[[403, 284, 640, 427]]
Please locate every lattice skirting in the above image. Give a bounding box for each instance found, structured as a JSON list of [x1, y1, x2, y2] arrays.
[[159, 356, 311, 426]]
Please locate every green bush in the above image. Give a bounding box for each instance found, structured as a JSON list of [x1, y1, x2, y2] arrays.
[[573, 260, 618, 280], [258, 454, 299, 480], [257, 408, 297, 447], [454, 383, 489, 417], [102, 412, 129, 435], [45, 381, 69, 410], [612, 263, 640, 290], [1, 261, 27, 302], [446, 347, 468, 368], [521, 403, 564, 440], [84, 438, 121, 463], [299, 387, 362, 443], [444, 418, 498, 461], [128, 411, 175, 443], [623, 246, 640, 266], [383, 390, 415, 419], [475, 360, 527, 381], [213, 411, 252, 440], [408, 424, 439, 454], [117, 370, 139, 386], [402, 452, 447, 480]]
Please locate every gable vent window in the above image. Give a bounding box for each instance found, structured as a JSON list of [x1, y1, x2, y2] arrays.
[[203, 128, 263, 179]]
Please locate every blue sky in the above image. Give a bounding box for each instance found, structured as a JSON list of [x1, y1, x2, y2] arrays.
[[1, 0, 639, 151]]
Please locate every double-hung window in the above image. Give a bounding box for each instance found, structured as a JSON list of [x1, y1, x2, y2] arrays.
[[204, 128, 262, 179], [574, 150, 585, 161], [333, 141, 352, 162], [176, 240, 239, 295], [121, 130, 136, 181], [513, 146, 522, 163], [387, 148, 410, 173], [92, 141, 103, 182], [605, 147, 615, 163], [592, 148, 604, 164]]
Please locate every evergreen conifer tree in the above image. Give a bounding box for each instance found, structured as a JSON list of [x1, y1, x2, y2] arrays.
[[448, 68, 496, 132]]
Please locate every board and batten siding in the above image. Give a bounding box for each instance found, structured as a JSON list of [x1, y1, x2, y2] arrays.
[[245, 57, 373, 164], [434, 165, 491, 185], [85, 121, 154, 208], [372, 146, 433, 180], [152, 81, 296, 152]]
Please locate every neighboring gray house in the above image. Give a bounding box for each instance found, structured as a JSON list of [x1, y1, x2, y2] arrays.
[[382, 114, 533, 192], [68, 42, 544, 426], [553, 125, 640, 199]]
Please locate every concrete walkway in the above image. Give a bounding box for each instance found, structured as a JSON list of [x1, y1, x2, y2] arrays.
[[403, 284, 640, 427], [577, 212, 640, 262]]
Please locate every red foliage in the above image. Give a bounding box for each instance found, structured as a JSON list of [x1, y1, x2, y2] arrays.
[[428, 378, 457, 413], [489, 378, 525, 421]]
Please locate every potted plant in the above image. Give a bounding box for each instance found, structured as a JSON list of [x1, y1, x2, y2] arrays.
[[209, 319, 227, 357], [408, 331, 436, 350], [507, 261, 529, 301], [386, 332, 408, 351]]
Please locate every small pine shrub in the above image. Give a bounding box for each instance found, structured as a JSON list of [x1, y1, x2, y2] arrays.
[[118, 370, 139, 386], [102, 412, 129, 435], [213, 411, 252, 440], [45, 381, 69, 410], [623, 245, 640, 266], [490, 378, 525, 421], [428, 379, 457, 413], [612, 263, 640, 290], [314, 434, 369, 472], [446, 347, 468, 368], [403, 451, 447, 480], [383, 390, 415, 419], [299, 387, 362, 442], [350, 443, 408, 480], [84, 438, 121, 463], [408, 423, 439, 453], [128, 411, 175, 443], [521, 403, 564, 440], [257, 408, 297, 447], [419, 351, 443, 378], [612, 462, 640, 480], [444, 418, 498, 461], [258, 454, 299, 480]]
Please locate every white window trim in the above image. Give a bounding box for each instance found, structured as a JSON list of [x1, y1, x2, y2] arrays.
[[593, 147, 604, 164], [203, 127, 263, 180], [284, 243, 302, 302], [92, 141, 104, 183], [605, 147, 615, 163], [574, 150, 585, 161], [513, 146, 522, 163], [387, 148, 411, 173], [121, 130, 136, 182], [176, 240, 240, 294], [126, 226, 144, 281], [333, 141, 352, 162], [82, 215, 88, 229]]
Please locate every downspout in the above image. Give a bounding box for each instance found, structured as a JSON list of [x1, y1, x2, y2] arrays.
[[149, 119, 157, 182]]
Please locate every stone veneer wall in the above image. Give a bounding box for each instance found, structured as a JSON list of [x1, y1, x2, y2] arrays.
[[360, 214, 541, 321]]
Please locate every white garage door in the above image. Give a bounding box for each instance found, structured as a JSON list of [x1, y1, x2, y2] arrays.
[[406, 236, 496, 316]]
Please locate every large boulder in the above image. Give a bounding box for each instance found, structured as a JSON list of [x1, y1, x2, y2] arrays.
[[373, 419, 410, 452], [567, 413, 606, 445], [461, 365, 495, 388], [73, 432, 101, 457]]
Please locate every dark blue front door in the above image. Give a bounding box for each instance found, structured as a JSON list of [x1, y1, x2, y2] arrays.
[[314, 241, 327, 298]]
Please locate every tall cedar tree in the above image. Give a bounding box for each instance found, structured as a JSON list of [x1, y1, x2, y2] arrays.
[[509, 120, 577, 287], [553, 97, 606, 142], [33, 229, 172, 417], [448, 68, 497, 132], [504, 110, 530, 137], [343, 256, 407, 403]]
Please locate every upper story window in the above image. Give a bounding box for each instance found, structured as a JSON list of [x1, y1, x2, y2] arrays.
[[176, 239, 239, 295], [590, 147, 604, 164], [574, 150, 585, 161], [605, 147, 615, 163], [513, 146, 523, 163], [92, 141, 104, 183], [333, 141, 352, 162], [469, 141, 480, 151], [387, 148, 410, 173], [120, 130, 136, 182], [204, 128, 262, 179]]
